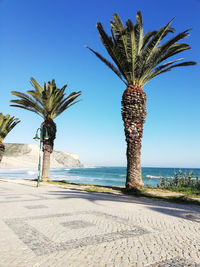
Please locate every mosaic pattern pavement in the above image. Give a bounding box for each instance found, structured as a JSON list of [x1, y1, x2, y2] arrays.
[[148, 257, 200, 267], [61, 220, 95, 229], [1, 180, 200, 266], [4, 211, 149, 256]]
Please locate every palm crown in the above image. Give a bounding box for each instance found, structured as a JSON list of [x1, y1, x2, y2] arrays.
[[0, 113, 20, 141], [87, 11, 196, 86], [10, 77, 81, 120]]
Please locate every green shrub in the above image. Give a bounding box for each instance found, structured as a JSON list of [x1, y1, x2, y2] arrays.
[[158, 170, 200, 192]]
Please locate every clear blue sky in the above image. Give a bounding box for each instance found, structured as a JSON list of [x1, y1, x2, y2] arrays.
[[0, 0, 199, 167]]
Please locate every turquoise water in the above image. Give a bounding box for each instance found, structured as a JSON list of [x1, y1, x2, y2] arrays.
[[0, 167, 200, 187]]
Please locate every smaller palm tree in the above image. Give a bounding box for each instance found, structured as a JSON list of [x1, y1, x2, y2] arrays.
[[0, 113, 20, 162], [10, 77, 81, 181]]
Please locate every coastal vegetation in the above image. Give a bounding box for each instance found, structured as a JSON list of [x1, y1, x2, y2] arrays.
[[0, 113, 20, 163], [87, 11, 196, 190], [10, 78, 81, 181], [158, 170, 200, 195]]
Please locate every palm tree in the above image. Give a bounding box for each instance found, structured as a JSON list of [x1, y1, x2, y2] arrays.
[[10, 77, 81, 181], [0, 113, 20, 163], [87, 11, 196, 190]]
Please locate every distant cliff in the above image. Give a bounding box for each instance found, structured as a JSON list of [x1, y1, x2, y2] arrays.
[[0, 143, 83, 168]]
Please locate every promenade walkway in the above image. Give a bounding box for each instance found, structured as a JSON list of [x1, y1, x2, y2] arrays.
[[0, 179, 200, 267]]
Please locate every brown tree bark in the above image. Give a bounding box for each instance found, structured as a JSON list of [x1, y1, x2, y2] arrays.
[[121, 84, 147, 190], [0, 143, 5, 163], [41, 144, 51, 182], [41, 119, 56, 182]]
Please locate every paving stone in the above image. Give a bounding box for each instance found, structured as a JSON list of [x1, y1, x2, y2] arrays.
[[0, 179, 200, 267], [4, 211, 149, 256], [147, 257, 200, 266], [25, 205, 48, 209], [61, 220, 95, 229]]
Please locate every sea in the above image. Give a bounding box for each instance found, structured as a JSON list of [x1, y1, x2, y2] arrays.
[[0, 166, 200, 187]]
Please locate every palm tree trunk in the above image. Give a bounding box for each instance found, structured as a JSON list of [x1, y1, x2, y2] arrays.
[[121, 84, 147, 190], [41, 144, 51, 181], [0, 142, 5, 163], [41, 119, 56, 182]]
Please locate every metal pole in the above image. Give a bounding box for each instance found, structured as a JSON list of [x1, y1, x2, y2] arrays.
[[37, 126, 43, 187]]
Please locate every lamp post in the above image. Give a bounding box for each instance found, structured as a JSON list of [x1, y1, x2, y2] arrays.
[[33, 125, 49, 187]]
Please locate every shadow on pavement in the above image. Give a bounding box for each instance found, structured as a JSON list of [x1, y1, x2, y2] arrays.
[[45, 188, 200, 222]]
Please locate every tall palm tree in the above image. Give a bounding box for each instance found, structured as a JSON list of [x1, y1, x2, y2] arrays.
[[10, 77, 81, 181], [0, 113, 20, 163], [87, 11, 196, 190]]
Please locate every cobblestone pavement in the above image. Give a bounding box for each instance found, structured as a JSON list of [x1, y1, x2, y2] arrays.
[[0, 179, 200, 267]]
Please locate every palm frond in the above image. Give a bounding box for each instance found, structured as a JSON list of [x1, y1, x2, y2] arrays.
[[86, 46, 127, 84], [160, 43, 191, 62], [54, 92, 82, 118], [137, 19, 173, 80], [111, 13, 129, 59], [87, 11, 196, 86], [10, 92, 44, 115], [158, 61, 197, 72], [134, 10, 143, 53], [0, 113, 20, 140], [111, 14, 133, 81], [30, 77, 44, 95], [96, 22, 129, 80], [161, 29, 191, 52], [10, 104, 44, 117], [10, 78, 81, 121], [143, 61, 197, 85], [125, 20, 135, 82], [142, 30, 157, 49]]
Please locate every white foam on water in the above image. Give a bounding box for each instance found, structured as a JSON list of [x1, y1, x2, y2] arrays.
[[146, 175, 161, 179], [52, 175, 82, 181], [0, 168, 35, 173], [67, 176, 82, 181], [83, 166, 98, 169]]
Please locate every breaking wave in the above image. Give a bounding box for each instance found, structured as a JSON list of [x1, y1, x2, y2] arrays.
[[0, 167, 199, 187], [145, 175, 161, 179]]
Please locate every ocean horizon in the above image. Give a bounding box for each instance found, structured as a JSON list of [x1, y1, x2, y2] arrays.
[[0, 166, 199, 187]]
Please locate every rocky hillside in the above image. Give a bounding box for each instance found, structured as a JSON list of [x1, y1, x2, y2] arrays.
[[1, 143, 83, 168]]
